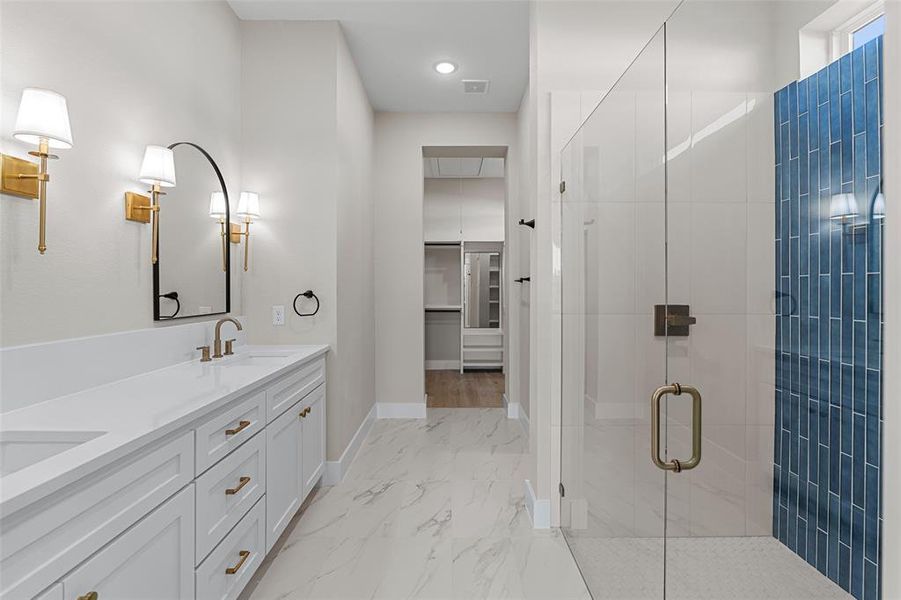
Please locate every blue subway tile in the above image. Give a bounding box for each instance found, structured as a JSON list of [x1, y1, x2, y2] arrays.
[[865, 38, 878, 82], [840, 54, 852, 93], [829, 62, 841, 140], [790, 81, 800, 157], [852, 46, 867, 134], [829, 407, 841, 492], [810, 103, 820, 151], [865, 465, 879, 562], [818, 529, 829, 575], [799, 78, 809, 114], [865, 81, 880, 177], [828, 494, 840, 580], [865, 559, 878, 600], [853, 414, 865, 506], [840, 93, 853, 182], [854, 134, 868, 200], [851, 507, 865, 598], [830, 142, 842, 193], [839, 542, 851, 591], [817, 67, 829, 105]]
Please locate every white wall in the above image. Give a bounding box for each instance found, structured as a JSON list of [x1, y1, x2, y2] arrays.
[[334, 30, 377, 461], [882, 3, 899, 598], [0, 1, 243, 346], [240, 20, 374, 460], [373, 112, 517, 406]]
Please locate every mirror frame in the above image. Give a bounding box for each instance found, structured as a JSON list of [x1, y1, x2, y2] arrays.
[[152, 141, 231, 321]]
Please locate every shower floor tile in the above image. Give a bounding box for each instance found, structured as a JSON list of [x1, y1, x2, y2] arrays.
[[564, 535, 852, 600]]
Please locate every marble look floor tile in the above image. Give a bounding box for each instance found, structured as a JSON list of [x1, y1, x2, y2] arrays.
[[452, 450, 529, 481], [290, 479, 404, 539], [247, 408, 589, 600], [451, 480, 531, 538]]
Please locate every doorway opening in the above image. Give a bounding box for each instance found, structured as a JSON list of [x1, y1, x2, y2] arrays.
[[422, 146, 507, 408]]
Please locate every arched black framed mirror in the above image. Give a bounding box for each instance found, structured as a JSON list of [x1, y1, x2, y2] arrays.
[[153, 142, 231, 320]]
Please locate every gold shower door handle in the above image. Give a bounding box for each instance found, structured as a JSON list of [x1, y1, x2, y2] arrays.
[[650, 383, 702, 472]]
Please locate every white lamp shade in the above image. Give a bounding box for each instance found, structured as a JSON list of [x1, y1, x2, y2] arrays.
[[13, 88, 73, 149], [873, 192, 885, 220], [138, 145, 176, 187], [829, 193, 859, 220], [209, 191, 227, 219], [237, 191, 261, 220]]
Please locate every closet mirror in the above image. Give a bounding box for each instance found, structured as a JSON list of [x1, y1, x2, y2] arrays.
[[463, 251, 500, 329], [154, 142, 230, 320]]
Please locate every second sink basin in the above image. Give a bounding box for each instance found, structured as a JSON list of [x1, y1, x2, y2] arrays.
[[0, 430, 106, 477], [214, 350, 295, 368]]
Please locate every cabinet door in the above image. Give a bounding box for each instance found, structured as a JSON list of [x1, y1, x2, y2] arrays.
[[301, 384, 326, 499], [265, 403, 303, 551], [62, 485, 194, 600]]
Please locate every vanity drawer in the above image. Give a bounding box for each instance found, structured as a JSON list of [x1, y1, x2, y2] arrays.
[[266, 357, 325, 422], [0, 432, 194, 600], [196, 496, 266, 600], [196, 389, 266, 475], [195, 430, 266, 564]]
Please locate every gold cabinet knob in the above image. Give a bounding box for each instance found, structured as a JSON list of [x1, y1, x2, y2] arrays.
[[77, 593, 98, 600]]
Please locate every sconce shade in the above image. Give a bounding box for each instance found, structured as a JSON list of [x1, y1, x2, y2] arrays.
[[138, 145, 176, 187], [13, 88, 74, 149], [873, 193, 885, 220], [829, 193, 859, 221], [237, 191, 261, 220], [209, 191, 227, 219]]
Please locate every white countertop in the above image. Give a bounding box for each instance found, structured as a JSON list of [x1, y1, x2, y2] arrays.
[[0, 344, 328, 516]]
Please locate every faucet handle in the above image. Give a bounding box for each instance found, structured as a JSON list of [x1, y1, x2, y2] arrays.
[[196, 345, 212, 362], [224, 339, 236, 356]]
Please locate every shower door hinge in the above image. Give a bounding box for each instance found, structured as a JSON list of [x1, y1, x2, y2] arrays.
[[559, 482, 565, 497], [559, 180, 566, 194]]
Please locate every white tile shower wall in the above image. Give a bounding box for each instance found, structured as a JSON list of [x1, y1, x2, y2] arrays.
[[0, 317, 247, 413]]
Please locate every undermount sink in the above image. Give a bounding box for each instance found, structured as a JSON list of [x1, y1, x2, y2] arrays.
[[214, 350, 295, 368], [0, 430, 106, 477]]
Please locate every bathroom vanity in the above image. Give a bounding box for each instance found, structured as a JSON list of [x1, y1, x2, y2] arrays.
[[0, 344, 328, 600]]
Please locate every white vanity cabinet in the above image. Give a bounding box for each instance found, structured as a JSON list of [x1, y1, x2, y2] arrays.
[[62, 485, 195, 600], [1, 350, 327, 600]]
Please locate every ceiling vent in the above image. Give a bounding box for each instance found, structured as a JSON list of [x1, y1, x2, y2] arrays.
[[462, 80, 490, 94]]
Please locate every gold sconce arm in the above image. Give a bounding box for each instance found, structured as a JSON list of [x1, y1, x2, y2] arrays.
[[124, 186, 163, 264], [1, 138, 57, 254], [242, 219, 251, 272], [226, 220, 252, 272]]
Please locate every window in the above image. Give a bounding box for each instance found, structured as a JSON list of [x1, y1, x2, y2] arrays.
[[852, 14, 885, 49]]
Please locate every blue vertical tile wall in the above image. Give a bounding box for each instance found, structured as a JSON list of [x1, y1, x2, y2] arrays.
[[773, 37, 883, 600]]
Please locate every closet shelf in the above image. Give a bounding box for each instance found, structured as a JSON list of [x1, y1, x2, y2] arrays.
[[425, 305, 462, 312]]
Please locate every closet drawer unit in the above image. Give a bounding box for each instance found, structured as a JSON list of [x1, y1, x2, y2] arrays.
[[195, 431, 266, 564], [195, 389, 266, 475], [0, 432, 194, 600], [266, 358, 325, 422], [462, 333, 504, 347], [196, 496, 266, 600]]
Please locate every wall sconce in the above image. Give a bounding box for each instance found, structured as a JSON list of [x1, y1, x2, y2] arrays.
[[209, 191, 228, 271], [125, 145, 176, 264], [829, 193, 859, 222], [235, 191, 261, 272], [1, 88, 74, 254], [872, 192, 885, 220]]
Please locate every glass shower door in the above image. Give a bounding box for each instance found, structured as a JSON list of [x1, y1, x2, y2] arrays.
[[559, 26, 669, 599]]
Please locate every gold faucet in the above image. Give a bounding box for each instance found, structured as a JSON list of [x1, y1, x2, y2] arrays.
[[213, 317, 243, 359]]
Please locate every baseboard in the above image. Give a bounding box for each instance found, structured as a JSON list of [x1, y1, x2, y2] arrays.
[[323, 403, 376, 485], [376, 401, 427, 419], [425, 360, 460, 370], [504, 393, 518, 418], [517, 402, 530, 434], [524, 479, 550, 529]]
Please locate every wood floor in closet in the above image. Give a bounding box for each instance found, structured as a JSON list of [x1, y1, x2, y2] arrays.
[[425, 370, 504, 408]]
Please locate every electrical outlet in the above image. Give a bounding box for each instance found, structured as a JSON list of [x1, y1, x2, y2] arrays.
[[272, 305, 285, 326]]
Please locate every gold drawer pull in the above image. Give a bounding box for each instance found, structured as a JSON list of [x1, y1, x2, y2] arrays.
[[225, 476, 251, 495], [77, 593, 98, 600], [225, 420, 251, 436], [225, 550, 250, 575], [299, 407, 311, 418]]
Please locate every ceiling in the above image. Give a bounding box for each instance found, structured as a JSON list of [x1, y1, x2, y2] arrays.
[[227, 1, 529, 113], [423, 157, 505, 178]]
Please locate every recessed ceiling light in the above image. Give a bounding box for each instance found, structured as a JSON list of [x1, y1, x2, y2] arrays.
[[434, 61, 457, 75]]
